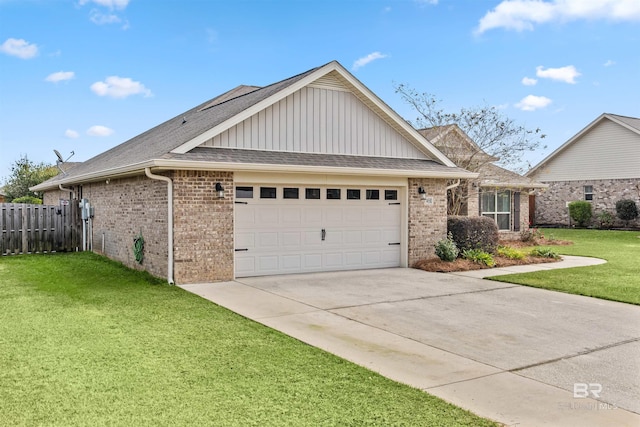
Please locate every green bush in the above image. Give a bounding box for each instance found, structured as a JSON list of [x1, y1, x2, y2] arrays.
[[10, 196, 43, 204], [597, 211, 615, 229], [529, 247, 560, 259], [434, 232, 459, 261], [615, 199, 638, 223], [497, 245, 525, 260], [568, 201, 592, 227], [447, 216, 499, 254], [461, 248, 495, 267]]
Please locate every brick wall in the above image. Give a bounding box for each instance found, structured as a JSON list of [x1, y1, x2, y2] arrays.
[[82, 175, 169, 279], [408, 178, 447, 264], [172, 170, 234, 284], [534, 178, 640, 227], [43, 188, 75, 206]]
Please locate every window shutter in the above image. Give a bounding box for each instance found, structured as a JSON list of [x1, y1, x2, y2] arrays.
[[513, 192, 521, 231]]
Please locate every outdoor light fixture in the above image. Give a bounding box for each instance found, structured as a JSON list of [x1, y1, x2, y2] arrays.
[[215, 182, 225, 199], [418, 186, 427, 200]]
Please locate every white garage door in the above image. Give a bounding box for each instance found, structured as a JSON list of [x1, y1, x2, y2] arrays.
[[234, 185, 402, 277]]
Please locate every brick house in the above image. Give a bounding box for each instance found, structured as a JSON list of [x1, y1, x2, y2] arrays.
[[419, 125, 546, 239], [33, 61, 475, 284], [526, 113, 640, 227]]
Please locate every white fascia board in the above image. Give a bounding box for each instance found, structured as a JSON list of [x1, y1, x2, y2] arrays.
[[151, 159, 478, 179], [480, 182, 548, 189], [30, 160, 157, 191], [171, 62, 342, 155]]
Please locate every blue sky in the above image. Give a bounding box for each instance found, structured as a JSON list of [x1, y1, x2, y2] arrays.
[[1, 0, 639, 179]]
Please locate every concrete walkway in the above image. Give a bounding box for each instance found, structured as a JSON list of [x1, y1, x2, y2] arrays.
[[180, 256, 640, 427]]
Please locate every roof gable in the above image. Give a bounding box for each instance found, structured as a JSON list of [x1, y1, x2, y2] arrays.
[[526, 113, 640, 179], [172, 61, 453, 165], [418, 125, 498, 163], [32, 61, 461, 190]]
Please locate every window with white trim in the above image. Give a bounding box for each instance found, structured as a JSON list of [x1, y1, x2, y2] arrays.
[[481, 190, 511, 230], [584, 185, 593, 201]]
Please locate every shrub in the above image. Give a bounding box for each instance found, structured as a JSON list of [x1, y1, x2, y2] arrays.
[[529, 247, 560, 259], [597, 211, 615, 229], [568, 201, 592, 227], [434, 232, 459, 261], [10, 196, 42, 204], [461, 249, 495, 267], [447, 216, 499, 254], [497, 245, 525, 260], [615, 199, 638, 224], [520, 227, 543, 243]]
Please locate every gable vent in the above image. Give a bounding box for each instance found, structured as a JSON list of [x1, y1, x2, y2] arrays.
[[309, 72, 350, 92]]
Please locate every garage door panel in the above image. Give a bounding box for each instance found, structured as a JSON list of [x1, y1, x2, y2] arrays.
[[235, 185, 402, 277], [281, 254, 301, 270], [281, 232, 301, 247], [235, 232, 255, 249]]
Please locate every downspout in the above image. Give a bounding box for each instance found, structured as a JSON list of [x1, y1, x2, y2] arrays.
[[59, 184, 76, 200], [145, 168, 174, 284]]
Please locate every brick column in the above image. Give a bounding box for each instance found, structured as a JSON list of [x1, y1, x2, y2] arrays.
[[407, 178, 447, 265], [172, 170, 234, 284]]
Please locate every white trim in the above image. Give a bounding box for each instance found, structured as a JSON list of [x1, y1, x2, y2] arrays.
[[33, 158, 477, 192]]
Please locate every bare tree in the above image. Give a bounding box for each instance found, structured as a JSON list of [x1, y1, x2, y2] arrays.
[[395, 84, 547, 214]]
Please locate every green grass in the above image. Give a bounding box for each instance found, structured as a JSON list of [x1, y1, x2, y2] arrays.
[[489, 229, 640, 305], [0, 253, 496, 427]]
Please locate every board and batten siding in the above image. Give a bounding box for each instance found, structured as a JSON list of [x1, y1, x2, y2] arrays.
[[201, 86, 428, 160], [531, 119, 640, 181]]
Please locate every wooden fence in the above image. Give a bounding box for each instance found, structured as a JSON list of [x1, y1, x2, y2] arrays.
[[0, 203, 81, 255]]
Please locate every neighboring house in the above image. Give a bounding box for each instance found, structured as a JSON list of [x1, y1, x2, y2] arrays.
[[0, 190, 6, 203], [419, 125, 547, 239], [527, 113, 640, 227], [32, 61, 475, 284]]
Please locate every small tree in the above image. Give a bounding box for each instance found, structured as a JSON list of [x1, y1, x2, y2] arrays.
[[568, 201, 592, 227], [615, 199, 638, 227], [394, 85, 546, 215], [2, 155, 58, 202]]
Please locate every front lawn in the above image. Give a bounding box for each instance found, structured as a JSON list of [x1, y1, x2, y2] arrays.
[[488, 229, 640, 305], [0, 253, 496, 426]]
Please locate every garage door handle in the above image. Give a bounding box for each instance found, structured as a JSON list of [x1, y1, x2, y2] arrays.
[[388, 202, 401, 205], [388, 242, 400, 245], [235, 248, 248, 252], [321, 228, 326, 241], [234, 201, 248, 205]]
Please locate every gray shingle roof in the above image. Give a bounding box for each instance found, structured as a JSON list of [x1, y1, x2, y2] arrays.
[[41, 64, 322, 186], [164, 147, 472, 175], [608, 113, 640, 132], [478, 163, 547, 189]]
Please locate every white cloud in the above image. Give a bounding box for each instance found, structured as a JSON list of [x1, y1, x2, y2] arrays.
[[603, 59, 616, 67], [476, 0, 640, 34], [45, 71, 75, 83], [415, 0, 439, 5], [0, 38, 38, 59], [65, 129, 80, 139], [90, 76, 152, 98], [352, 52, 388, 71], [89, 10, 121, 25], [522, 77, 537, 86], [536, 65, 581, 83], [515, 95, 552, 111], [79, 0, 129, 10], [87, 125, 114, 136]]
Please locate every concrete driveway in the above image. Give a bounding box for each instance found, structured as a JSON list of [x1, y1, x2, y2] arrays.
[[181, 267, 640, 427]]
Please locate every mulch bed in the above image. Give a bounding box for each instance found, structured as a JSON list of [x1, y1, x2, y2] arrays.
[[414, 238, 573, 273]]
